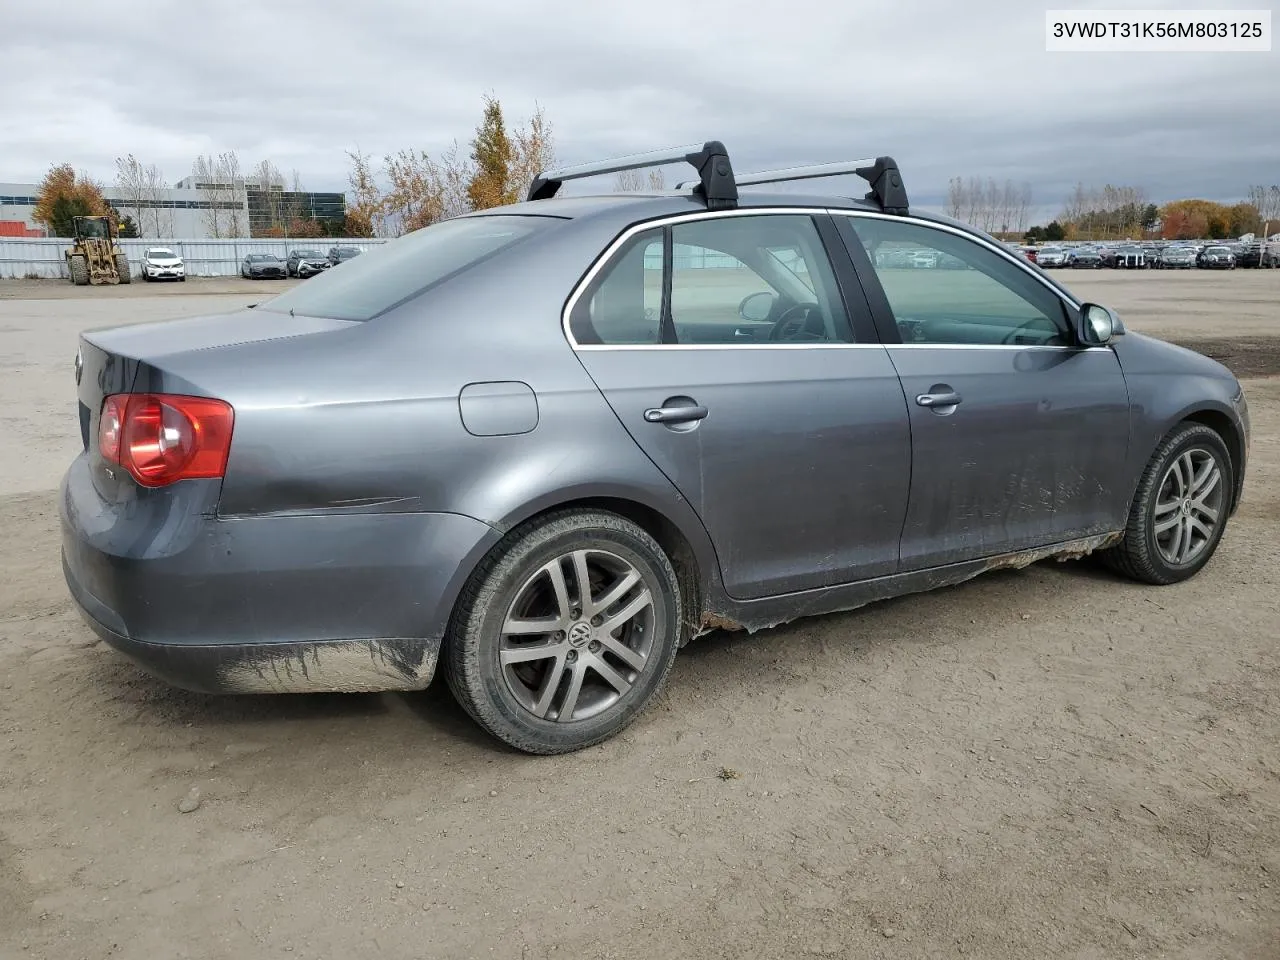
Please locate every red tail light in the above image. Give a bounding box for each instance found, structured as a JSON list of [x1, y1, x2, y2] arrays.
[[98, 393, 234, 487]]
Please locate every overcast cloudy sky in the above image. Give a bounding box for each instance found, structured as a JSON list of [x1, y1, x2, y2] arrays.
[[3, 0, 1276, 218]]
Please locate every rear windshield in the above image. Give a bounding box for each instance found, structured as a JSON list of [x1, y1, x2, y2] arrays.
[[258, 215, 555, 321]]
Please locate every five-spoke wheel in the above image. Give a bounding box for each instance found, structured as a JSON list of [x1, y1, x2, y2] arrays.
[[444, 510, 681, 754], [499, 549, 656, 723], [1103, 421, 1234, 585]]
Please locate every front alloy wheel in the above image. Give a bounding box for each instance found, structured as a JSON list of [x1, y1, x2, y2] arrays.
[[444, 509, 682, 754], [1102, 422, 1234, 585], [1152, 448, 1224, 568]]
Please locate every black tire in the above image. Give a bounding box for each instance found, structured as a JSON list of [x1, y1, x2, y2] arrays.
[[69, 255, 89, 286], [115, 253, 131, 283], [443, 509, 683, 755], [1101, 422, 1234, 585]]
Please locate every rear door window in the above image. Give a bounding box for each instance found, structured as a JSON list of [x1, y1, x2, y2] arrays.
[[570, 214, 855, 346]]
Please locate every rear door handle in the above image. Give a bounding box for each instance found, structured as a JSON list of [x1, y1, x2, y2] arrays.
[[644, 405, 708, 424], [916, 391, 962, 408]]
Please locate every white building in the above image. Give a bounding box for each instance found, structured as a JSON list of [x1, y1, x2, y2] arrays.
[[1, 181, 240, 238], [1, 179, 345, 240]]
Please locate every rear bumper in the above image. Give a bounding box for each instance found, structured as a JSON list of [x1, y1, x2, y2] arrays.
[[59, 453, 501, 694], [65, 571, 443, 693]]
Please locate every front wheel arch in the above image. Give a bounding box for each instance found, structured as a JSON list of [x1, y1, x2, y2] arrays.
[[1178, 408, 1244, 514]]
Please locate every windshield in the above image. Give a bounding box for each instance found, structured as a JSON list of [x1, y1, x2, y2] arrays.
[[294, 250, 322, 258], [257, 215, 556, 321], [1206, 246, 1229, 254], [147, 249, 176, 258]]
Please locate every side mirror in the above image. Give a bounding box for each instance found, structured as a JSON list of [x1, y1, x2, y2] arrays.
[[738, 291, 776, 322], [1078, 303, 1124, 345]]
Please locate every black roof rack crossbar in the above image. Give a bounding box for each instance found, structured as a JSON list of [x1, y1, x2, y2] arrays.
[[677, 155, 909, 215], [527, 140, 738, 210]]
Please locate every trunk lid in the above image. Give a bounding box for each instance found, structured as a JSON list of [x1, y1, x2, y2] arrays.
[[76, 308, 358, 454]]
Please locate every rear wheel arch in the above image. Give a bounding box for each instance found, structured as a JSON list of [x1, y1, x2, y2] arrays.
[[484, 495, 710, 644]]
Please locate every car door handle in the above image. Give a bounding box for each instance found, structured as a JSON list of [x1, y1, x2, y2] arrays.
[[916, 391, 962, 408], [644, 405, 709, 424]]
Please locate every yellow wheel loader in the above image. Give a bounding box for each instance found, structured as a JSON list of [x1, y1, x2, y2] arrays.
[[65, 216, 131, 285]]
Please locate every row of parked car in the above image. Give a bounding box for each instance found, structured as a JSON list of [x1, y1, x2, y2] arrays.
[[1016, 240, 1280, 271], [136, 245, 364, 282], [241, 245, 364, 279]]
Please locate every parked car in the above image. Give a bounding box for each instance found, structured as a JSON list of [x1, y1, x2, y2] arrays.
[[328, 245, 362, 266], [1198, 245, 1236, 269], [1067, 247, 1103, 268], [1159, 246, 1197, 269], [141, 247, 185, 282], [59, 143, 1251, 755], [241, 253, 288, 279], [1234, 242, 1280, 268], [1105, 244, 1146, 269], [287, 248, 330, 278], [1036, 246, 1068, 268]]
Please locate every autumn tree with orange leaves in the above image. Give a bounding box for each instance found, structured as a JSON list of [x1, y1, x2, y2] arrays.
[[33, 164, 111, 237]]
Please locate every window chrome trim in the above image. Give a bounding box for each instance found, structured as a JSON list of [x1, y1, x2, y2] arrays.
[[825, 208, 1084, 310], [560, 206, 1089, 352], [561, 207, 866, 351]]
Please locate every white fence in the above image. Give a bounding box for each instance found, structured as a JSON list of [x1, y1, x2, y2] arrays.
[[0, 237, 391, 279]]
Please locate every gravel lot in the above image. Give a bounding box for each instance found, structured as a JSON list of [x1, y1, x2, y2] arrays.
[[2, 271, 1278, 959]]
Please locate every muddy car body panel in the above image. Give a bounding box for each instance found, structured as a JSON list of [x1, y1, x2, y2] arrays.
[[59, 145, 1250, 752]]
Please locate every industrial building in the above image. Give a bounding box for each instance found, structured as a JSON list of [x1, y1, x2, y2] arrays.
[[1, 177, 345, 239]]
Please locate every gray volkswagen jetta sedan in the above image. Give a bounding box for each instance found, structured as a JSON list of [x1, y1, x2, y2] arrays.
[[60, 143, 1250, 754]]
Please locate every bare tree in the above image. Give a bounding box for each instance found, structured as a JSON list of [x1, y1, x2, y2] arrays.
[[509, 103, 556, 201], [143, 162, 171, 236], [1248, 184, 1280, 260], [383, 142, 473, 235], [252, 159, 286, 234], [114, 155, 148, 237], [344, 147, 385, 238], [191, 151, 245, 237], [945, 177, 965, 219], [614, 168, 667, 192], [190, 154, 225, 237], [221, 152, 245, 237], [963, 175, 981, 227], [282, 168, 306, 229], [1016, 182, 1033, 233]]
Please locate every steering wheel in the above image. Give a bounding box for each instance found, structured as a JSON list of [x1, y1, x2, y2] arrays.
[[768, 302, 825, 342]]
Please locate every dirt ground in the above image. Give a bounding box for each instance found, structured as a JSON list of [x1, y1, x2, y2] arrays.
[[1, 271, 1278, 959]]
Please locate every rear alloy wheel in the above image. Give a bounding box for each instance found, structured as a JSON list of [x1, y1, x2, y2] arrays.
[[1102, 422, 1233, 585], [444, 510, 682, 754]]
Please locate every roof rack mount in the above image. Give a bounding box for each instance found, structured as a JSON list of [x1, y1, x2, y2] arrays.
[[527, 141, 738, 210], [676, 155, 909, 215]]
